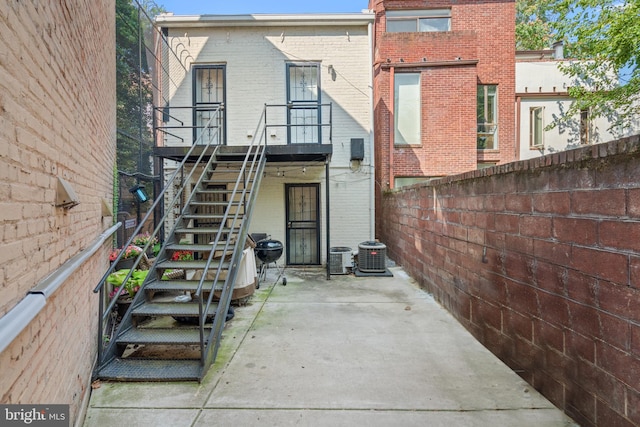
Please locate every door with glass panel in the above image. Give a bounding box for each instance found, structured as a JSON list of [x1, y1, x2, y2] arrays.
[[193, 65, 225, 145], [286, 63, 321, 144], [285, 184, 320, 265]]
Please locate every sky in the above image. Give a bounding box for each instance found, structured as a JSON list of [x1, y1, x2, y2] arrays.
[[156, 0, 370, 15]]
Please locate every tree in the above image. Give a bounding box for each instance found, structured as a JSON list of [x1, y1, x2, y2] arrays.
[[516, 0, 555, 50], [116, 0, 165, 214], [549, 0, 640, 133], [116, 0, 165, 175]]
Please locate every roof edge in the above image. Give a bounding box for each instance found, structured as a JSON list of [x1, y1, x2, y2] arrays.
[[155, 12, 375, 28]]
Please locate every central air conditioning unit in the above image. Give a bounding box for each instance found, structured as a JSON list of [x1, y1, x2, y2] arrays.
[[358, 241, 387, 272], [329, 247, 353, 275]]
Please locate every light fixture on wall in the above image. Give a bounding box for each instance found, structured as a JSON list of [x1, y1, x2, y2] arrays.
[[55, 177, 79, 209], [129, 184, 149, 203]]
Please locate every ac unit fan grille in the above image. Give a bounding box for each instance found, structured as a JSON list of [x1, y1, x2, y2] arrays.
[[329, 247, 352, 275], [358, 241, 386, 272]]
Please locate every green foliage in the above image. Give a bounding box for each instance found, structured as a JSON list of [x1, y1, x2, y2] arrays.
[[516, 0, 556, 50], [116, 0, 164, 176], [108, 269, 149, 298], [548, 0, 640, 133]]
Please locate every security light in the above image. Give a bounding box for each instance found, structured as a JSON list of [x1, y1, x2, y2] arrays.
[[129, 184, 149, 203]]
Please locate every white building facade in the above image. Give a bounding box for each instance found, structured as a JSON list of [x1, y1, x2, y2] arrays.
[[516, 48, 639, 160], [154, 13, 375, 266]]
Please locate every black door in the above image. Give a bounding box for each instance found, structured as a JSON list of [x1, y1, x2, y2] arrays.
[[285, 184, 320, 265]]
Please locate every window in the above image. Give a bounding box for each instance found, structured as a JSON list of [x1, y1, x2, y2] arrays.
[[395, 176, 440, 188], [386, 9, 451, 32], [477, 85, 498, 149], [394, 73, 421, 145], [580, 109, 590, 144], [529, 107, 544, 148], [193, 65, 225, 145], [286, 63, 321, 144]]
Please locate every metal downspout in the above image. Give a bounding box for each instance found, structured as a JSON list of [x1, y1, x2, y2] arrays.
[[326, 158, 331, 280], [368, 20, 375, 240]]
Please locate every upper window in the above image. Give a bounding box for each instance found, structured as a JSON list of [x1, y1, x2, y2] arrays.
[[286, 63, 321, 144], [193, 65, 225, 145], [529, 107, 544, 148], [386, 10, 451, 33], [477, 85, 498, 150], [394, 73, 421, 145]]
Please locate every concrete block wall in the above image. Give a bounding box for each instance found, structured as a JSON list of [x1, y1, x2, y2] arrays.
[[379, 135, 640, 427], [0, 1, 115, 424]]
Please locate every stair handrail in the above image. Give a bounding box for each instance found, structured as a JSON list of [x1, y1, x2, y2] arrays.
[[192, 109, 267, 302], [93, 105, 224, 368], [191, 109, 268, 371], [201, 149, 266, 370]]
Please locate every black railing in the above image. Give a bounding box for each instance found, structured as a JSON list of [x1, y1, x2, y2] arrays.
[[93, 105, 224, 370], [195, 109, 268, 369], [264, 102, 333, 145], [154, 102, 333, 146]]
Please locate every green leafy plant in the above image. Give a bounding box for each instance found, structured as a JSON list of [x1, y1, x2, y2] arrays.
[[107, 269, 149, 298]]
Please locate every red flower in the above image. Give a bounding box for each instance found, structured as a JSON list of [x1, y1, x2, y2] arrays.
[[171, 250, 194, 261]]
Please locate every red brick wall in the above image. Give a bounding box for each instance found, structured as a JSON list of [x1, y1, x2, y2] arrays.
[[379, 135, 640, 427], [371, 0, 515, 239]]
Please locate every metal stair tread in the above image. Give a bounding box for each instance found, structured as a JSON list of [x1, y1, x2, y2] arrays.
[[190, 200, 240, 206], [146, 279, 222, 292], [156, 260, 229, 269], [181, 214, 228, 219], [165, 243, 227, 251], [116, 328, 207, 345], [132, 302, 217, 317], [175, 227, 237, 234], [203, 179, 253, 184], [97, 359, 202, 381]]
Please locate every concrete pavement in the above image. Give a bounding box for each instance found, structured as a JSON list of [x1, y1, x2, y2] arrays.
[[83, 266, 577, 426]]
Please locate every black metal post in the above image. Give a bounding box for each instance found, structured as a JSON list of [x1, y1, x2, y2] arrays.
[[326, 159, 330, 280]]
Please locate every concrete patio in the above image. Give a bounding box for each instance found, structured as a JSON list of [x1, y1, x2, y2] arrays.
[[83, 266, 577, 426]]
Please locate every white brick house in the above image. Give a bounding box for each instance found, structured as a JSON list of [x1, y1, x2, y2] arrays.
[[154, 13, 376, 266]]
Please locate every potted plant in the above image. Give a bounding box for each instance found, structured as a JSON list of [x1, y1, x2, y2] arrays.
[[171, 250, 194, 261], [107, 269, 149, 318], [132, 232, 159, 257], [109, 245, 143, 270]]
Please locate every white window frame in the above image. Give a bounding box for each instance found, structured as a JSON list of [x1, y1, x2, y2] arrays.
[[529, 107, 544, 149], [386, 9, 451, 33], [394, 73, 421, 146], [477, 85, 498, 150]]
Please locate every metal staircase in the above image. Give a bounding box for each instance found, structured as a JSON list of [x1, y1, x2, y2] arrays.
[[94, 107, 267, 381]]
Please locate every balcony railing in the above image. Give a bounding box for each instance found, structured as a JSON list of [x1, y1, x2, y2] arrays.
[[154, 102, 332, 146]]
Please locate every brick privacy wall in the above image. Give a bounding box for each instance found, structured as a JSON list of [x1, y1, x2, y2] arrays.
[[379, 135, 640, 427], [0, 0, 115, 424]]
